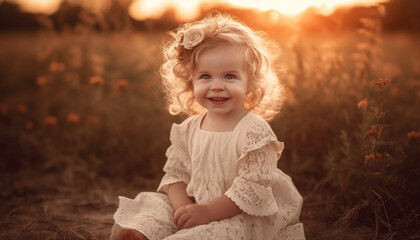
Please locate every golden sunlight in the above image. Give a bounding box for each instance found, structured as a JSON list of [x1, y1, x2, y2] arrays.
[[13, 0, 62, 14], [129, 0, 207, 21], [226, 0, 385, 15], [129, 0, 386, 20], [10, 0, 386, 20]]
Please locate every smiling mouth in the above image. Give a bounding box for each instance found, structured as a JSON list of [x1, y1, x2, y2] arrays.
[[208, 97, 229, 105]]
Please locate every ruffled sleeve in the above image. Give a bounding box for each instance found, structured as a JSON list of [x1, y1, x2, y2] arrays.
[[157, 123, 191, 193], [225, 116, 284, 216]]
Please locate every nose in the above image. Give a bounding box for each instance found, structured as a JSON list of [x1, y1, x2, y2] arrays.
[[210, 78, 225, 91]]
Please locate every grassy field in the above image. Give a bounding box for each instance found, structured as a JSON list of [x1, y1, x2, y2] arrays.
[[1, 19, 419, 239]]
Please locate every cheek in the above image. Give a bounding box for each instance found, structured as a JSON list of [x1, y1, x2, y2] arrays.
[[232, 82, 248, 95], [192, 83, 205, 98]]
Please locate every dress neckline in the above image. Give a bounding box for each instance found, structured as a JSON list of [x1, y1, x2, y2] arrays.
[[197, 112, 250, 134]]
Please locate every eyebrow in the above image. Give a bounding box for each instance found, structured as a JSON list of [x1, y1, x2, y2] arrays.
[[195, 70, 240, 74]]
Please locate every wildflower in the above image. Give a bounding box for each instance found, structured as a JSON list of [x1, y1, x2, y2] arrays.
[[357, 98, 368, 110], [366, 128, 376, 137], [407, 131, 415, 139], [87, 115, 100, 125], [407, 131, 420, 140], [373, 78, 391, 90], [366, 126, 383, 138], [67, 113, 80, 124], [0, 103, 8, 115], [49, 62, 66, 72], [89, 76, 105, 85], [15, 104, 27, 113], [44, 116, 57, 125], [25, 121, 34, 130], [377, 127, 383, 138], [113, 79, 129, 91], [363, 152, 383, 166], [36, 76, 53, 86], [364, 153, 374, 166]]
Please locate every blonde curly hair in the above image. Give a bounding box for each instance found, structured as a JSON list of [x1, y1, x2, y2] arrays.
[[160, 12, 283, 121]]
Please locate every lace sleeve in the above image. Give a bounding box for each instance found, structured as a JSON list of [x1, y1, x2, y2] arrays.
[[225, 117, 284, 216], [157, 124, 191, 193]]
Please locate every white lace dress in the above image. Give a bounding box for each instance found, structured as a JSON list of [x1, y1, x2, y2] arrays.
[[111, 112, 305, 240]]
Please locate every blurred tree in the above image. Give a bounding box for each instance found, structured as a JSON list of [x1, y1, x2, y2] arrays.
[[103, 0, 133, 30], [0, 1, 41, 31], [382, 0, 420, 33], [1, 0, 419, 33], [51, 0, 97, 31], [298, 7, 339, 34], [331, 6, 380, 32]]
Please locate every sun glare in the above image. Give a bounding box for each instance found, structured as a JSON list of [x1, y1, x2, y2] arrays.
[[225, 0, 384, 15], [128, 0, 385, 20], [129, 0, 207, 21], [11, 0, 386, 20], [14, 0, 61, 14]]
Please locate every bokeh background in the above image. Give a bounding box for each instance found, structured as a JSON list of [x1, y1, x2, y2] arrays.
[[0, 0, 419, 239]]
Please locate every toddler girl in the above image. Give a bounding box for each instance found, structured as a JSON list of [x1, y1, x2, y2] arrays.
[[111, 13, 305, 240]]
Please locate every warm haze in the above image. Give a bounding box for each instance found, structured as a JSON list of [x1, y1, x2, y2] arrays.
[[10, 0, 386, 20]]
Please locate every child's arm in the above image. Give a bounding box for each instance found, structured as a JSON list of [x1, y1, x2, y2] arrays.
[[206, 194, 241, 221], [173, 194, 241, 229], [167, 182, 194, 211]]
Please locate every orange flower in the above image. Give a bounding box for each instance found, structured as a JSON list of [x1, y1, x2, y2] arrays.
[[87, 115, 100, 125], [366, 126, 383, 138], [0, 103, 8, 115], [25, 121, 34, 130], [44, 116, 57, 125], [357, 98, 368, 110], [366, 128, 376, 137], [373, 78, 390, 89], [89, 76, 105, 85], [67, 113, 80, 124], [364, 153, 374, 166], [363, 152, 383, 166], [15, 104, 28, 113], [407, 131, 420, 140], [113, 79, 129, 91], [36, 76, 53, 86], [377, 127, 383, 138], [49, 62, 66, 72]]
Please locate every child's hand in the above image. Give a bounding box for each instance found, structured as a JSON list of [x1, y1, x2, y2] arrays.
[[173, 203, 212, 229]]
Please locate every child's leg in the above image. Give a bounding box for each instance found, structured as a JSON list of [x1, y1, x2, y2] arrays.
[[164, 214, 245, 240], [115, 228, 148, 240], [111, 192, 177, 240]]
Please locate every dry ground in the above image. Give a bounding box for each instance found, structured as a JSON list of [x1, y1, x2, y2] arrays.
[[1, 168, 376, 240]]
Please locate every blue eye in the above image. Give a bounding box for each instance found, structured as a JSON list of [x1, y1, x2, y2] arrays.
[[225, 74, 236, 79], [200, 74, 211, 79]]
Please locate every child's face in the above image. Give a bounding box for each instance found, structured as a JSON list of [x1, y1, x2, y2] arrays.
[[192, 45, 248, 118]]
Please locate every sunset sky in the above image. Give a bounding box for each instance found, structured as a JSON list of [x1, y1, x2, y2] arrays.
[[8, 0, 387, 20]]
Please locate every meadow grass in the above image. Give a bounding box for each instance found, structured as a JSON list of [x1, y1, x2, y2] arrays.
[[1, 19, 419, 239]]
